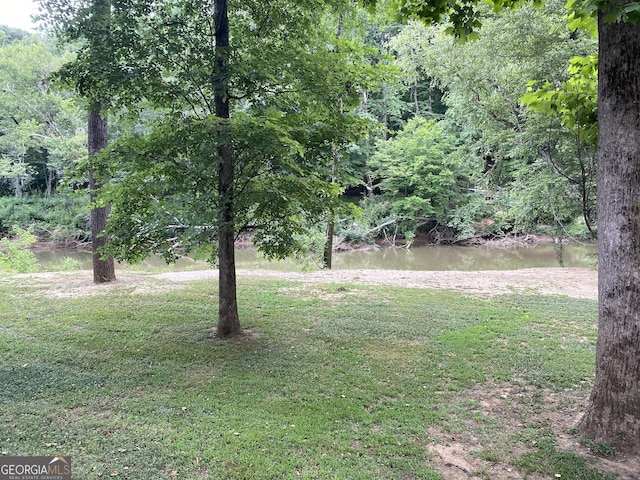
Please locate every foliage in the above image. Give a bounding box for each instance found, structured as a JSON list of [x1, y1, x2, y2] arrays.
[[364, 0, 544, 40], [290, 225, 331, 270], [369, 116, 473, 235], [521, 55, 598, 146], [40, 0, 385, 266], [0, 25, 32, 45], [18, 0, 600, 252], [0, 195, 90, 243], [496, 160, 585, 234], [0, 226, 39, 273], [446, 194, 500, 239], [387, 20, 446, 119], [100, 110, 366, 263], [376, 0, 597, 238], [567, 0, 640, 26], [0, 35, 86, 197]]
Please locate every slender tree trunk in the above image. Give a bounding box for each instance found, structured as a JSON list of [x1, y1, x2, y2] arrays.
[[323, 139, 340, 269], [323, 216, 334, 269], [575, 135, 595, 238], [46, 167, 54, 198], [578, 10, 640, 453], [323, 18, 345, 270], [14, 177, 23, 198], [214, 0, 240, 337], [88, 105, 116, 284]]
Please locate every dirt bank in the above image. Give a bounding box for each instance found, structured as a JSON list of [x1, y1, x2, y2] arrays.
[[7, 267, 597, 300], [156, 267, 597, 300]]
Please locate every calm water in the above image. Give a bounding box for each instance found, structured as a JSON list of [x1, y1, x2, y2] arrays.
[[35, 243, 597, 272]]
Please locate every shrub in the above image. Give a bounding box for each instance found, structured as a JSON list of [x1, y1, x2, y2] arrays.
[[0, 226, 39, 273], [54, 257, 83, 272], [0, 195, 90, 243]]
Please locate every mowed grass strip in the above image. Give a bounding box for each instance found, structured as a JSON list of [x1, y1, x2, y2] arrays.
[[0, 275, 616, 479]]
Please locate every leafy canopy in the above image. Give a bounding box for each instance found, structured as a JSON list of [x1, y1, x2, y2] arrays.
[[0, 35, 85, 197], [47, 0, 388, 263], [370, 116, 469, 225], [521, 54, 598, 145]]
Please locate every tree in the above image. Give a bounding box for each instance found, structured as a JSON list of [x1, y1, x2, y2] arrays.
[[576, 3, 640, 451], [367, 0, 640, 452], [43, 0, 378, 336], [0, 34, 85, 198], [211, 0, 239, 335], [87, 1, 116, 284], [369, 116, 471, 238], [39, 0, 117, 283]]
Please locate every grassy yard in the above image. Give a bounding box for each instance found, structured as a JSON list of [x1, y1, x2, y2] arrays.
[[0, 273, 625, 479]]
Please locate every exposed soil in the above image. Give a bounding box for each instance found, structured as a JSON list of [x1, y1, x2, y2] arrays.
[[426, 382, 640, 480], [6, 266, 597, 301], [156, 267, 598, 300]]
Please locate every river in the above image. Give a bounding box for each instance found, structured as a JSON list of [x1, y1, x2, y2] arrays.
[[35, 242, 597, 272]]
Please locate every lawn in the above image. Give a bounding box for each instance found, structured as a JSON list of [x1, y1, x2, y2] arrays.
[[0, 273, 623, 479]]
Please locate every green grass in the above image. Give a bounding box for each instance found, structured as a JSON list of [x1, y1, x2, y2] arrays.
[[0, 275, 617, 479]]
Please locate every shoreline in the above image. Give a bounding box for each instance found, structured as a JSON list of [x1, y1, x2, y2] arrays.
[[31, 232, 596, 253], [8, 266, 598, 301]]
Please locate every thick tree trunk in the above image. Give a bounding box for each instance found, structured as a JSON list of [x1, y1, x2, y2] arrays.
[[214, 0, 240, 337], [578, 11, 640, 452], [88, 106, 116, 284]]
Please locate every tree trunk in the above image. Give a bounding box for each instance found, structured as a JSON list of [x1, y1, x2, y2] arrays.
[[578, 10, 640, 453], [45, 166, 54, 198], [323, 147, 340, 269], [323, 218, 334, 269], [214, 0, 240, 338], [88, 105, 116, 284]]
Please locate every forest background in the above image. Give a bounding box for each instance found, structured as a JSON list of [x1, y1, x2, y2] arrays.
[[0, 0, 598, 256]]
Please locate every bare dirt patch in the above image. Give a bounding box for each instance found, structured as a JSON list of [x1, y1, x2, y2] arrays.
[[425, 382, 640, 479], [4, 266, 597, 300], [3, 271, 184, 298], [158, 267, 598, 300]]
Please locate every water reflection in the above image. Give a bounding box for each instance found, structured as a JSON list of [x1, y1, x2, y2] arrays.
[[330, 244, 597, 271], [35, 243, 597, 272]]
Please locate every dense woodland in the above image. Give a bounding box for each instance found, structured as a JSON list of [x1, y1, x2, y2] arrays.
[[0, 0, 597, 250]]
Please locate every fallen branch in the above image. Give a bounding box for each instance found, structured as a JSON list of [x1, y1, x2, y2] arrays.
[[363, 219, 397, 238]]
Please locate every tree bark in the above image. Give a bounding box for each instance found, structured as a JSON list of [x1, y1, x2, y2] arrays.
[[88, 105, 116, 284], [578, 10, 640, 452], [323, 218, 334, 269], [214, 0, 240, 337], [323, 147, 340, 269]]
